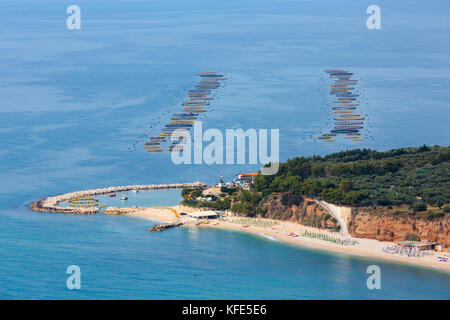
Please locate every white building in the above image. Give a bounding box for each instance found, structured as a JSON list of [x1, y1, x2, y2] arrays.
[[188, 211, 219, 220]]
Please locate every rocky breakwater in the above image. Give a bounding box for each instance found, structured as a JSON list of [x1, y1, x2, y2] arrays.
[[147, 222, 183, 232], [30, 200, 98, 214], [104, 207, 144, 215], [30, 182, 206, 214]]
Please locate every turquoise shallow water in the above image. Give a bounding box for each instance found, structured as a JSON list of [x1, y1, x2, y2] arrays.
[[0, 0, 449, 299], [1, 205, 450, 299], [60, 189, 183, 208]]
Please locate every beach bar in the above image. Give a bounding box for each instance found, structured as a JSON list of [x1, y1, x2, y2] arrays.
[[188, 211, 219, 221], [396, 241, 436, 251]]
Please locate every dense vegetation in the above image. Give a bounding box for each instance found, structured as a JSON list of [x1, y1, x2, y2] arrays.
[[254, 145, 450, 207], [181, 187, 233, 211], [180, 146, 450, 221]]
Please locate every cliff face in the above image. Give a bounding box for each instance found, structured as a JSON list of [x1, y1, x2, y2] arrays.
[[261, 195, 449, 246], [348, 209, 450, 246], [262, 196, 339, 230]]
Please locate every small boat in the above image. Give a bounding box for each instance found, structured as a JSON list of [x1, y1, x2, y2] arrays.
[[131, 189, 138, 193], [330, 84, 351, 88], [173, 112, 199, 116], [198, 71, 218, 76], [171, 116, 197, 120], [144, 142, 161, 146], [188, 93, 208, 97], [120, 195, 128, 200], [330, 89, 349, 93], [334, 116, 364, 119], [329, 72, 353, 76], [199, 81, 220, 85], [201, 75, 226, 79], [182, 101, 209, 106], [109, 194, 116, 197], [242, 225, 249, 228], [335, 126, 363, 130], [335, 123, 364, 126], [335, 117, 363, 120], [318, 134, 337, 140], [183, 106, 206, 109], [198, 80, 220, 84], [189, 89, 211, 93], [145, 146, 164, 151], [335, 114, 362, 117], [150, 136, 166, 142], [333, 99, 356, 103], [335, 120, 364, 123], [190, 96, 214, 100], [168, 145, 184, 152], [336, 94, 359, 98], [331, 129, 359, 134], [320, 133, 337, 137], [334, 119, 364, 122], [332, 110, 353, 113], [332, 106, 356, 110], [324, 69, 346, 73], [165, 123, 193, 128], [196, 85, 219, 89], [337, 103, 359, 106], [183, 109, 206, 112], [335, 80, 358, 83], [170, 120, 195, 124]]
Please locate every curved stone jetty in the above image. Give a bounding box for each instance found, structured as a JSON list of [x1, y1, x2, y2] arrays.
[[30, 182, 206, 214]]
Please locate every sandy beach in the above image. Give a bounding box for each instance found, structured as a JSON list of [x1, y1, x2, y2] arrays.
[[125, 206, 450, 273]]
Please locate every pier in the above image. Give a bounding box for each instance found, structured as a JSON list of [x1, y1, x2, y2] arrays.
[[30, 182, 206, 214], [147, 222, 183, 232]]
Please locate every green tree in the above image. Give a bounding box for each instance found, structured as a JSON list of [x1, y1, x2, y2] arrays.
[[413, 202, 427, 212], [339, 179, 353, 193]]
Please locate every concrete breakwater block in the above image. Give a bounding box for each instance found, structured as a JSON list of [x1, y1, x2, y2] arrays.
[[104, 207, 142, 215], [147, 222, 183, 232]]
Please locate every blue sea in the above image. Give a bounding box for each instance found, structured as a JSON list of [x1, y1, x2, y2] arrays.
[[0, 0, 449, 299]]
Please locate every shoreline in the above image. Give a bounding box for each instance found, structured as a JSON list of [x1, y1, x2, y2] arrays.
[[128, 206, 450, 273], [29, 186, 450, 273]]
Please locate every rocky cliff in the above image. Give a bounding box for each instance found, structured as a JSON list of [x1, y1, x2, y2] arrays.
[[262, 194, 449, 246], [262, 196, 339, 231], [348, 209, 450, 246]]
